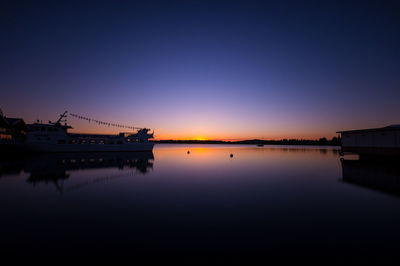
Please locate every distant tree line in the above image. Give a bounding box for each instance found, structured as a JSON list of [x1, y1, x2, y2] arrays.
[[154, 136, 341, 146]]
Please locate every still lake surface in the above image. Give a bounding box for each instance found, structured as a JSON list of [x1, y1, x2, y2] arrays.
[[1, 144, 400, 259]]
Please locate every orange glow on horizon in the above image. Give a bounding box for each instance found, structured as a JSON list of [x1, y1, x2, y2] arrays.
[[21, 113, 339, 141], [193, 137, 209, 141], [69, 126, 338, 141]]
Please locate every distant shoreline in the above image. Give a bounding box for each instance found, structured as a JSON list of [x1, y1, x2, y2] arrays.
[[153, 137, 341, 146]]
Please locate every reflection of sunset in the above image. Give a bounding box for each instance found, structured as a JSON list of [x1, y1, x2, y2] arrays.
[[154, 144, 340, 179], [191, 147, 209, 153]]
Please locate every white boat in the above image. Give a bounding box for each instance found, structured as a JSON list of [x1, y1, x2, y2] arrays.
[[19, 112, 154, 153]]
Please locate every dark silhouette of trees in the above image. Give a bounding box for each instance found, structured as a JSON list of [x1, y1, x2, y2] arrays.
[[155, 136, 341, 146]]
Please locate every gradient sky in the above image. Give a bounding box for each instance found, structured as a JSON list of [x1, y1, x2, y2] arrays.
[[1, 0, 399, 140]]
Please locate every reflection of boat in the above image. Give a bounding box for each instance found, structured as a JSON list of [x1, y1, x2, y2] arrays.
[[20, 111, 154, 152], [341, 159, 400, 197], [0, 152, 154, 192]]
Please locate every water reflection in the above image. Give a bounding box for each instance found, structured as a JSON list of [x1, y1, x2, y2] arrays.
[[2, 145, 400, 260], [0, 152, 154, 192], [341, 159, 400, 197]]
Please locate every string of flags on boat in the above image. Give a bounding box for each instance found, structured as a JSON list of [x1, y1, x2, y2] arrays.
[[69, 113, 143, 130]]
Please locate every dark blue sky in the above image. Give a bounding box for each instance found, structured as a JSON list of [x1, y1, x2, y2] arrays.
[[1, 0, 399, 139]]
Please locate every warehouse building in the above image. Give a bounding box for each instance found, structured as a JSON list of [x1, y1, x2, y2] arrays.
[[337, 125, 400, 158]]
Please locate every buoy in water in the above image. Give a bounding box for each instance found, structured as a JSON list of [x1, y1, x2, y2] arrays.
[[230, 153, 233, 158], [187, 151, 190, 154]]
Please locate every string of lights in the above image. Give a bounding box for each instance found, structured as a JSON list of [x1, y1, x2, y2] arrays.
[[69, 113, 143, 130]]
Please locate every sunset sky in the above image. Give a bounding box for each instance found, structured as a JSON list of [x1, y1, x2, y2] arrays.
[[1, 0, 399, 140]]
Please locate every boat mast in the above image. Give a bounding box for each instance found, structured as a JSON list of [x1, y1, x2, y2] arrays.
[[55, 111, 68, 125]]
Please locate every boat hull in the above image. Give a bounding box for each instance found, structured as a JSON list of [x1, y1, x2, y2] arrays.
[[15, 142, 154, 153]]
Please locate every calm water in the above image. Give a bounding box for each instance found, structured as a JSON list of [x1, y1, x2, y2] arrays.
[[1, 144, 400, 260]]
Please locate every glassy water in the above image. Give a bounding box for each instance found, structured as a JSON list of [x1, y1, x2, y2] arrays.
[[1, 144, 400, 260]]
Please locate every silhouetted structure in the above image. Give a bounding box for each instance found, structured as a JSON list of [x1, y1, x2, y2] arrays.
[[155, 137, 341, 146], [0, 109, 27, 144], [337, 125, 400, 158]]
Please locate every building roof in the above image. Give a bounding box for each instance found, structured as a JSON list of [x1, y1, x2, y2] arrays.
[[337, 125, 400, 134], [5, 117, 24, 125], [0, 115, 8, 128], [3, 117, 28, 131], [0, 110, 27, 130]]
